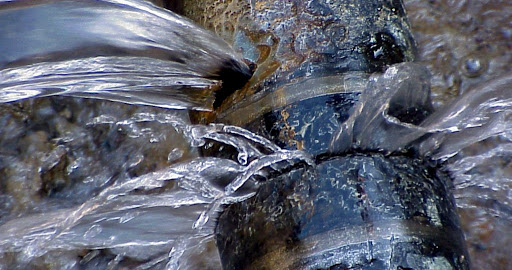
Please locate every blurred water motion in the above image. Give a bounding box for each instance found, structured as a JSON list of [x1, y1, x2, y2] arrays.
[[0, 0, 251, 110], [0, 0, 511, 269]]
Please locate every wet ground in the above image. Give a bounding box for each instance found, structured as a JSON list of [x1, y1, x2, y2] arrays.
[[404, 1, 512, 269]]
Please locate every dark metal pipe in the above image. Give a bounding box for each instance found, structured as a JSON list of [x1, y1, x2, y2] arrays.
[[216, 154, 469, 269], [182, 0, 471, 269]]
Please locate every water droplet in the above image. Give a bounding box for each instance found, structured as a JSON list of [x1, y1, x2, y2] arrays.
[[460, 54, 488, 78], [167, 148, 184, 162]]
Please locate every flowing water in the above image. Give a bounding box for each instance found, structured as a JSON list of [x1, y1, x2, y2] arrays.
[[0, 0, 251, 111], [0, 0, 511, 269]]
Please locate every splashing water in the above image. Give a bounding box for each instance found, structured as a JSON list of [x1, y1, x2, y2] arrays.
[[1, 1, 512, 269], [2, 60, 512, 269], [332, 63, 512, 161], [0, 106, 313, 269]]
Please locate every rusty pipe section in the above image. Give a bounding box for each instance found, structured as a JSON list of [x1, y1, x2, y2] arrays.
[[181, 0, 416, 119], [181, 0, 469, 269]]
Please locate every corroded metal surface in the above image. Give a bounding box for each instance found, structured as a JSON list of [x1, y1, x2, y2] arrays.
[[183, 0, 416, 122], [204, 0, 470, 269]]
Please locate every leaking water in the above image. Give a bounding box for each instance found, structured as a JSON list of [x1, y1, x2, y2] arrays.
[[0, 0, 511, 269], [0, 0, 251, 111]]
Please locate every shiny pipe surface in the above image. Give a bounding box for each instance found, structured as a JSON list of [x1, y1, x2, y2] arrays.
[[216, 154, 469, 269]]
